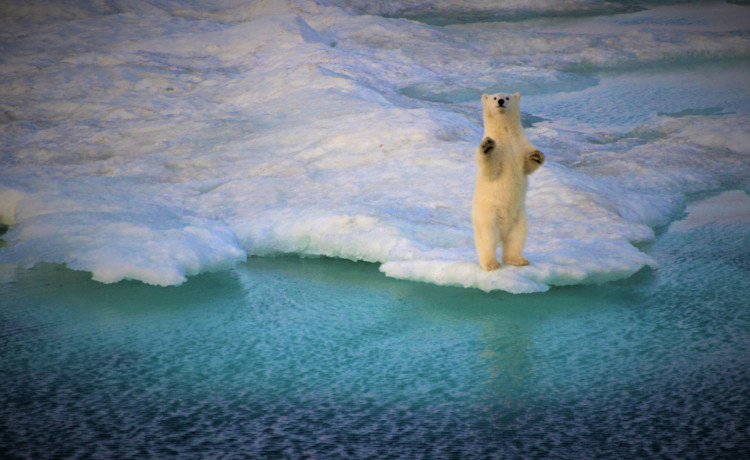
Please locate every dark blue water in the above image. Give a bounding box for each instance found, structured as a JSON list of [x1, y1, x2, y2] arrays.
[[1, 193, 749, 459]]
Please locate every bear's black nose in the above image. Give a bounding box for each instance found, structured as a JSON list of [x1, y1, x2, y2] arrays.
[[498, 99, 505, 107]]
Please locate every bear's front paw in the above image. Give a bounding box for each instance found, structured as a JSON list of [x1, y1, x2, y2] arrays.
[[481, 137, 495, 154], [529, 150, 545, 164]]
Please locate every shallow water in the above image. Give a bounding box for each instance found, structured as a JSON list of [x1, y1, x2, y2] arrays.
[[2, 192, 749, 458]]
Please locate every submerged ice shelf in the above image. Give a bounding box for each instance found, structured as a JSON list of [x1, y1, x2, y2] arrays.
[[1, 0, 749, 293]]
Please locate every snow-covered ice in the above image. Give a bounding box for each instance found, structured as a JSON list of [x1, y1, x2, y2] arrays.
[[1, 0, 749, 292]]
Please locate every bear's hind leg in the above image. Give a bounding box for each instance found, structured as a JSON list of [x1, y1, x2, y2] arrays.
[[474, 223, 501, 271], [501, 216, 530, 266]]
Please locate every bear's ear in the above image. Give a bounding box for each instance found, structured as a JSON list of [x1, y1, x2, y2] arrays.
[[513, 92, 520, 100], [482, 94, 489, 102]]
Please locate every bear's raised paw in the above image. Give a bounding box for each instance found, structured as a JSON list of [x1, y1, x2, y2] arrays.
[[481, 137, 495, 154]]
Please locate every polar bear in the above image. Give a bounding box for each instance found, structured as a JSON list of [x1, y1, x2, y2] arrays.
[[472, 92, 545, 271]]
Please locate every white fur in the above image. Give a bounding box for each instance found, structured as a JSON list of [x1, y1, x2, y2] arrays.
[[472, 92, 545, 271]]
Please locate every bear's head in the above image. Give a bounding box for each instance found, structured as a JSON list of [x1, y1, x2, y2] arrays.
[[482, 92, 521, 121]]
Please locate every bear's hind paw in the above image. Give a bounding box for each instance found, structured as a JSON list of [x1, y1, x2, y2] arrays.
[[480, 259, 501, 271], [503, 256, 529, 266]]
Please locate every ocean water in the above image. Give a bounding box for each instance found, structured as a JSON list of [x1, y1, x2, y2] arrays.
[[1, 0, 750, 457]]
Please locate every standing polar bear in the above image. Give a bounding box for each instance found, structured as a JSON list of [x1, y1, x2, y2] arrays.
[[472, 92, 545, 271]]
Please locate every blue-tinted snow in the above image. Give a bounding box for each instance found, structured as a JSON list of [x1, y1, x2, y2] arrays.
[[1, 0, 749, 292]]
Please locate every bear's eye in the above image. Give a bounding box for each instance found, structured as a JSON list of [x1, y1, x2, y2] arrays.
[[493, 97, 497, 100], [505, 97, 510, 100]]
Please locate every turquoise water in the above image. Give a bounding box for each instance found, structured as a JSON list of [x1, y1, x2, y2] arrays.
[[2, 193, 749, 458]]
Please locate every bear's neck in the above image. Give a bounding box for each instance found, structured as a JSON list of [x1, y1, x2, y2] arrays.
[[483, 112, 523, 140]]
